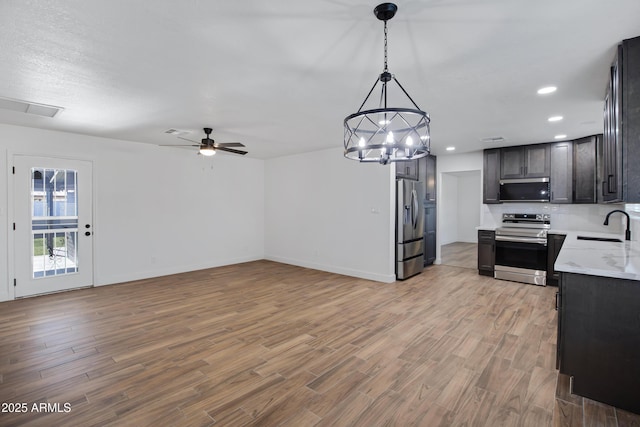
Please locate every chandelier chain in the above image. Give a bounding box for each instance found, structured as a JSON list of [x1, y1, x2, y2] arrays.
[[383, 21, 388, 72]]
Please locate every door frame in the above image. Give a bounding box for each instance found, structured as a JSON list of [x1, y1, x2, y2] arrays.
[[7, 151, 96, 299]]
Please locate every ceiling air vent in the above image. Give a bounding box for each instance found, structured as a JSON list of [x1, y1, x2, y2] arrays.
[[164, 128, 190, 136], [480, 136, 505, 143], [0, 96, 63, 117]]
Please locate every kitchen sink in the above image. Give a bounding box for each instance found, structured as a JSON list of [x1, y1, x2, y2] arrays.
[[576, 236, 622, 243]]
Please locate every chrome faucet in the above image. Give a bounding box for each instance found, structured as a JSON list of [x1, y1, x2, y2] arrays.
[[603, 209, 631, 241]]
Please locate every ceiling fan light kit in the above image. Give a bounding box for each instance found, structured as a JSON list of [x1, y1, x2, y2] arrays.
[[344, 2, 430, 165], [199, 147, 216, 156]]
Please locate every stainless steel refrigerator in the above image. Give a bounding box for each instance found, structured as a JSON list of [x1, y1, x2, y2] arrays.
[[396, 179, 425, 279]]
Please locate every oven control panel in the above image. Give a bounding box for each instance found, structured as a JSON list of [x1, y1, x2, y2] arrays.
[[501, 213, 550, 228]]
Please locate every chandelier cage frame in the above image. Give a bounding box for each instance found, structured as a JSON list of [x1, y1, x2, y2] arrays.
[[343, 3, 431, 164]]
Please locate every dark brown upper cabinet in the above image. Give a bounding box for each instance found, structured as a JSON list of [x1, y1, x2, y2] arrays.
[[601, 36, 640, 203], [396, 159, 419, 180], [550, 142, 573, 203], [483, 148, 501, 204], [573, 135, 598, 203], [500, 144, 550, 179]]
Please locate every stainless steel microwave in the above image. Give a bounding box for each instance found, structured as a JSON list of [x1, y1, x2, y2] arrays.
[[499, 178, 550, 202]]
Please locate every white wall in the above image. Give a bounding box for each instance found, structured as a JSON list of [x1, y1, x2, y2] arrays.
[[264, 147, 396, 283], [457, 171, 482, 242], [439, 173, 458, 245], [0, 124, 264, 301]]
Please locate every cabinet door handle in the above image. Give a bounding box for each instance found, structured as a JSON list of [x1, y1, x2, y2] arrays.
[[555, 292, 559, 310]]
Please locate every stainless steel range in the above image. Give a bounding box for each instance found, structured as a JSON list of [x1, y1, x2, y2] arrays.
[[494, 213, 550, 286]]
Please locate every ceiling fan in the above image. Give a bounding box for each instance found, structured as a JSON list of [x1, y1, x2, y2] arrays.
[[162, 127, 248, 156]]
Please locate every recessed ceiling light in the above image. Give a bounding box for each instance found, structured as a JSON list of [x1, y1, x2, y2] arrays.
[[446, 146, 455, 151], [548, 116, 563, 122], [537, 86, 557, 95], [554, 134, 567, 139]]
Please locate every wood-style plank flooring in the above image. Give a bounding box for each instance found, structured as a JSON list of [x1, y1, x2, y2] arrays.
[[0, 260, 638, 426], [441, 242, 477, 269]]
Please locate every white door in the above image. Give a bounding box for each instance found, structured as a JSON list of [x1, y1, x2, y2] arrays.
[[13, 156, 93, 297]]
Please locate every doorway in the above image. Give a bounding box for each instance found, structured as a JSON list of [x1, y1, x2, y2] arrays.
[[439, 170, 481, 269], [13, 155, 93, 297]]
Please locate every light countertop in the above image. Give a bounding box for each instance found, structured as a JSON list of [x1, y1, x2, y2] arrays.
[[554, 231, 640, 280]]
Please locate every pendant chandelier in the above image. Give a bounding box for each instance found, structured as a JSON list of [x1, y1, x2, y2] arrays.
[[344, 3, 430, 164]]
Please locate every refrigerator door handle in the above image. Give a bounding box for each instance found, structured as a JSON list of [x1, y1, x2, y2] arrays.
[[409, 189, 417, 230], [411, 189, 419, 229]]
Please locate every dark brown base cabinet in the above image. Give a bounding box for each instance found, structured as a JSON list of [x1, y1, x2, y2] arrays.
[[546, 234, 566, 286], [477, 230, 495, 276], [557, 272, 640, 415], [424, 204, 436, 266]]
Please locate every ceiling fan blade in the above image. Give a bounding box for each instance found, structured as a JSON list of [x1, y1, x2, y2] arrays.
[[160, 144, 200, 147], [214, 142, 245, 147], [217, 147, 248, 155], [177, 136, 200, 144]]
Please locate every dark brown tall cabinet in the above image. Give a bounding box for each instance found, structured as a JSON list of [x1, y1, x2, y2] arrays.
[[601, 35, 640, 202], [419, 155, 437, 266]]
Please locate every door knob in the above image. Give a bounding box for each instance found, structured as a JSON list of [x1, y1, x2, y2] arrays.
[[85, 224, 91, 228], [85, 231, 91, 236]]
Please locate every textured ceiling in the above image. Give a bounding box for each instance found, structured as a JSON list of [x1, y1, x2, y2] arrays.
[[0, 0, 639, 159]]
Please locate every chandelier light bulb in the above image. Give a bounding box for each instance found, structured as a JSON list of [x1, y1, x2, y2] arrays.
[[406, 136, 413, 146], [386, 131, 394, 143], [358, 137, 366, 147]]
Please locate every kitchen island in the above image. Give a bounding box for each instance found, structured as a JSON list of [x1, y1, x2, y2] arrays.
[[554, 232, 640, 415]]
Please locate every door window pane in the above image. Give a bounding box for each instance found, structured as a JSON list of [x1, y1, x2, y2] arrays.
[[31, 168, 79, 278]]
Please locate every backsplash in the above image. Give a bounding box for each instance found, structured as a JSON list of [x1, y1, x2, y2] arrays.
[[482, 203, 629, 235]]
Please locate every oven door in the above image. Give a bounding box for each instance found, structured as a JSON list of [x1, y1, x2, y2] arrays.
[[494, 238, 548, 285]]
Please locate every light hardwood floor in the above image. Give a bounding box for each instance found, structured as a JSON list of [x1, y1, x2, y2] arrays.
[[441, 242, 477, 269], [0, 261, 638, 426]]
